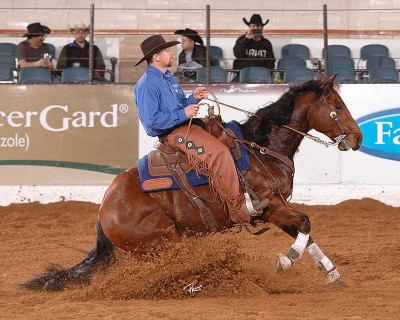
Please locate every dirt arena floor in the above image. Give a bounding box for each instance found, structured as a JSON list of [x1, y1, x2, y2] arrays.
[[1, 198, 399, 320]]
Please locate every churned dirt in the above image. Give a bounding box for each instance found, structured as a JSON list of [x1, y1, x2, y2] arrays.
[[0, 198, 399, 320]]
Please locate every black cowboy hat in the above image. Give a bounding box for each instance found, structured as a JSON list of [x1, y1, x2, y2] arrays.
[[23, 22, 51, 37], [134, 35, 180, 67], [174, 28, 203, 45], [243, 14, 269, 26]]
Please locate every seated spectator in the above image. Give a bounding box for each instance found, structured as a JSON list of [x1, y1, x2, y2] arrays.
[[232, 14, 275, 82], [174, 28, 216, 81], [17, 22, 54, 69], [57, 21, 108, 82]]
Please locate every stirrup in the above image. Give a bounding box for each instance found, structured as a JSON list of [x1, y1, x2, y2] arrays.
[[253, 198, 269, 212], [245, 193, 269, 217]]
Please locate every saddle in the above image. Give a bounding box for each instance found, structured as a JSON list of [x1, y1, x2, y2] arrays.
[[148, 127, 242, 178], [144, 115, 247, 232]]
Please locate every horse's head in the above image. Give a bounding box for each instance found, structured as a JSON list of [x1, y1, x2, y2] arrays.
[[310, 75, 363, 151]]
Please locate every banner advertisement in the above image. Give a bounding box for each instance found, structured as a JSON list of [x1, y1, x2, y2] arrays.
[[0, 84, 137, 185]]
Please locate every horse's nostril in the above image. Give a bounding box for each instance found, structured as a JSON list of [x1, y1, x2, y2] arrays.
[[356, 135, 363, 147]]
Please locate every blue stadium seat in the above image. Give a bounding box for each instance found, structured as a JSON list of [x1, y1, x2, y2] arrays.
[[328, 57, 355, 70], [239, 66, 271, 83], [61, 67, 90, 83], [360, 44, 390, 60], [19, 67, 51, 84], [329, 66, 357, 84], [0, 55, 16, 68], [208, 46, 222, 66], [0, 66, 14, 82], [323, 45, 351, 58], [283, 67, 314, 83], [367, 56, 396, 70], [45, 43, 56, 59], [0, 43, 17, 57], [196, 66, 227, 83], [369, 67, 399, 83], [281, 44, 310, 59], [277, 58, 306, 70]]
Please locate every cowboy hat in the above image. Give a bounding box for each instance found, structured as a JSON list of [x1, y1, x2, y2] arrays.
[[69, 21, 90, 33], [23, 22, 51, 37], [243, 14, 269, 26], [174, 28, 203, 45], [134, 35, 180, 67]]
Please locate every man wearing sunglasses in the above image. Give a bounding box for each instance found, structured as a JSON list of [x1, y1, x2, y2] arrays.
[[17, 22, 54, 69]]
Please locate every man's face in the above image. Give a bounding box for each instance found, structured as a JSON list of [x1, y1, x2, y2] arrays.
[[249, 23, 263, 37], [74, 29, 88, 43], [181, 36, 195, 51], [154, 47, 174, 68], [30, 34, 45, 46]]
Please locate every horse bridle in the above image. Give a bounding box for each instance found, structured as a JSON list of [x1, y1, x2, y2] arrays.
[[205, 90, 349, 148]]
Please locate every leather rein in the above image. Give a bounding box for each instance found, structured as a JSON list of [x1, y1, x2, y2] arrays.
[[206, 92, 349, 149]]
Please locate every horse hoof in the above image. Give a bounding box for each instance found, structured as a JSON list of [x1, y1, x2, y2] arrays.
[[326, 268, 344, 286], [275, 253, 292, 273]]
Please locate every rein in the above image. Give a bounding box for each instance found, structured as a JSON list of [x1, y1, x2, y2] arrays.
[[206, 96, 348, 148]]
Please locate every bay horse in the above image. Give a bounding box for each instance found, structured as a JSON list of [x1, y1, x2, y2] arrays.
[[24, 75, 363, 291]]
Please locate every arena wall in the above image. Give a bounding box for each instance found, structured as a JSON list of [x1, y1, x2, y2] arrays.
[[0, 83, 398, 206]]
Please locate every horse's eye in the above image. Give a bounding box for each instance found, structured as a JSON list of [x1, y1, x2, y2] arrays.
[[336, 103, 342, 109]]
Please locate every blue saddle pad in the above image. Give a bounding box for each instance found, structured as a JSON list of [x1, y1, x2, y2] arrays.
[[137, 120, 250, 192]]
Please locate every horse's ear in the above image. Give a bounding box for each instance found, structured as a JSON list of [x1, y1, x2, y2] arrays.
[[321, 74, 337, 96]]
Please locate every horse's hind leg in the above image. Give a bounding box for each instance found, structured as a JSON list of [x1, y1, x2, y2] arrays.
[[265, 202, 342, 284]]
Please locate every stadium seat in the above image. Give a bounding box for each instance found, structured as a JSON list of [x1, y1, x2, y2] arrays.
[[360, 44, 390, 60], [281, 44, 310, 59], [0, 55, 16, 68], [367, 56, 396, 70], [196, 66, 227, 83], [0, 66, 14, 82], [369, 67, 399, 83], [329, 66, 357, 84], [19, 67, 51, 84], [327, 57, 355, 70], [210, 45, 223, 66], [61, 67, 90, 83], [0, 43, 17, 57], [283, 67, 314, 83], [277, 58, 307, 70], [239, 66, 271, 83], [45, 43, 56, 59], [323, 45, 351, 58]]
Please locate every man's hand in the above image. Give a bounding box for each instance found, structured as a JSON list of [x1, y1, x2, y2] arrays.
[[184, 104, 200, 118], [245, 30, 255, 39], [193, 86, 208, 100]]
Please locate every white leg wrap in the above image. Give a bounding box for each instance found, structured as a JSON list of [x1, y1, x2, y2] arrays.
[[287, 232, 309, 262], [307, 243, 334, 272], [326, 268, 341, 284]]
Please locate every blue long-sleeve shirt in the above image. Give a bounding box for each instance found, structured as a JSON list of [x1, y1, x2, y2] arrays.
[[134, 65, 199, 137]]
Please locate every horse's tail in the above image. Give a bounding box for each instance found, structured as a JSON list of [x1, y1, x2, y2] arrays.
[[22, 220, 114, 291]]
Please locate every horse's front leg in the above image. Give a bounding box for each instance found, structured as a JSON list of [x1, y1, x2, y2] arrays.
[[265, 201, 342, 285]]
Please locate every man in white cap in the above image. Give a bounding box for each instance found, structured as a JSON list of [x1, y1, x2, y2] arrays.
[[57, 21, 107, 82], [134, 35, 269, 224]]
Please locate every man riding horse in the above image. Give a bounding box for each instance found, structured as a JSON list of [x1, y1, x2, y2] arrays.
[[134, 35, 269, 224]]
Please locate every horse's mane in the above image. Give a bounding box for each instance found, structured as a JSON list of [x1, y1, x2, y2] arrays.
[[240, 80, 324, 144]]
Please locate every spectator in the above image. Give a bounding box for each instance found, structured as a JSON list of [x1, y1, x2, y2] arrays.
[[232, 14, 275, 81], [57, 21, 108, 82], [17, 22, 54, 69], [174, 28, 216, 81]]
